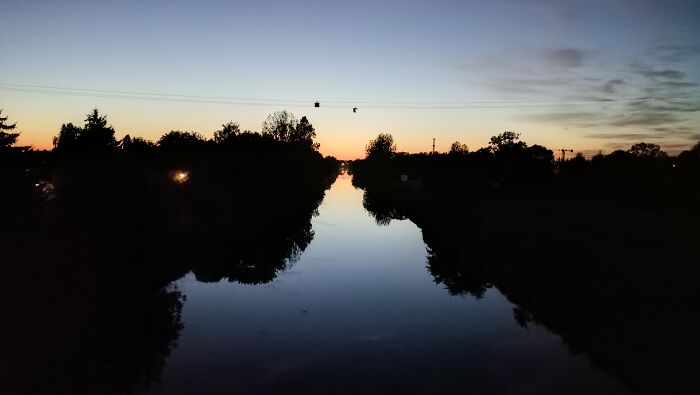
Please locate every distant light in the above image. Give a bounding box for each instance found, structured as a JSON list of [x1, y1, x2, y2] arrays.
[[172, 171, 189, 184], [672, 164, 676, 168], [36, 180, 56, 202]]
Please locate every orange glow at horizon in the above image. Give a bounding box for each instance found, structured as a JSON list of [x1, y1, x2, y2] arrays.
[[7, 101, 699, 159]]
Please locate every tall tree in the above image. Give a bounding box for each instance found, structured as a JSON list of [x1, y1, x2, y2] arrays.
[[489, 131, 526, 154], [82, 109, 117, 152], [52, 109, 117, 153], [365, 133, 396, 159], [53, 123, 82, 152], [213, 121, 241, 144], [293, 116, 319, 150], [449, 141, 469, 156], [629, 142, 666, 159], [262, 111, 297, 143], [261, 111, 319, 149], [0, 109, 20, 149]]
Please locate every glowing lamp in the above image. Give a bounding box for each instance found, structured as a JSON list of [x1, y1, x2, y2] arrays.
[[172, 171, 189, 184]]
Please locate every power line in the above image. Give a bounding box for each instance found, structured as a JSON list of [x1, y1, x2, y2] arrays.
[[0, 86, 328, 108], [0, 82, 312, 104], [0, 86, 600, 109], [2, 82, 699, 109], [5, 81, 699, 104]]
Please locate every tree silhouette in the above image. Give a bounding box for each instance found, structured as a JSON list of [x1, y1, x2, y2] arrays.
[[629, 142, 667, 159], [262, 111, 297, 143], [158, 130, 206, 149], [365, 133, 396, 159], [0, 109, 21, 150], [294, 116, 320, 150], [53, 122, 82, 152], [261, 111, 319, 149], [489, 131, 526, 154], [120, 135, 156, 153], [526, 144, 554, 162], [81, 109, 117, 152], [678, 141, 700, 164], [51, 109, 117, 153], [449, 141, 469, 156], [213, 121, 240, 144]]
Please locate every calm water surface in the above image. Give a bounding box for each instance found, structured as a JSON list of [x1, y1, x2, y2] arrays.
[[145, 174, 627, 394]]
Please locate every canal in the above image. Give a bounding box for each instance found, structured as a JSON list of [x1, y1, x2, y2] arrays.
[[145, 173, 626, 394]]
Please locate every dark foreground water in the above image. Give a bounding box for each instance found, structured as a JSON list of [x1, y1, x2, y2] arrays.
[[144, 174, 627, 394]]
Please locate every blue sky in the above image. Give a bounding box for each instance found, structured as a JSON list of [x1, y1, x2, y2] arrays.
[[1, 0, 699, 158]]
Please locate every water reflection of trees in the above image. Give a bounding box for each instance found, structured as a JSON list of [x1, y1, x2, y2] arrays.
[[0, 237, 186, 394], [361, 187, 698, 394], [361, 187, 406, 226], [1, 149, 338, 393], [354, 136, 699, 394]]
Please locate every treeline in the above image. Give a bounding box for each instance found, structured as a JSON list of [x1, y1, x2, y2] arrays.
[[49, 109, 321, 154], [0, 108, 340, 394], [1, 109, 340, 285], [351, 131, 700, 208], [352, 132, 700, 394]]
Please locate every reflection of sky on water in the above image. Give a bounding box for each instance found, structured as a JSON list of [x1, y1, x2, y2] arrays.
[[146, 174, 627, 394]]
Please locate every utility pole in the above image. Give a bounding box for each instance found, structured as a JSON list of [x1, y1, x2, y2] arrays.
[[432, 138, 435, 154], [559, 149, 574, 162]]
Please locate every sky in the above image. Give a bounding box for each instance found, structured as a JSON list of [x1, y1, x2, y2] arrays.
[[1, 0, 699, 159]]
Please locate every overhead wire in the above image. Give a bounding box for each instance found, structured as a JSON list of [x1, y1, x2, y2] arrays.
[[1, 82, 699, 109]]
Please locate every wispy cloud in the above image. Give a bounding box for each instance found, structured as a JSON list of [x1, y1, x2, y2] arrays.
[[599, 79, 624, 94], [514, 112, 599, 125], [517, 97, 700, 128], [609, 112, 682, 127], [456, 41, 700, 149], [660, 81, 698, 88], [633, 65, 685, 80], [547, 48, 586, 68], [649, 43, 700, 63], [587, 129, 700, 142], [587, 133, 665, 140], [522, 51, 697, 139]]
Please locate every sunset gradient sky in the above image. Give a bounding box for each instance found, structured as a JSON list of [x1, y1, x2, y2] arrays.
[[2, 0, 699, 159]]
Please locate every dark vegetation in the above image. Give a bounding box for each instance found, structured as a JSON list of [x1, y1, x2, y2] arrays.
[[352, 132, 700, 394], [3, 104, 699, 393], [0, 109, 339, 394]]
